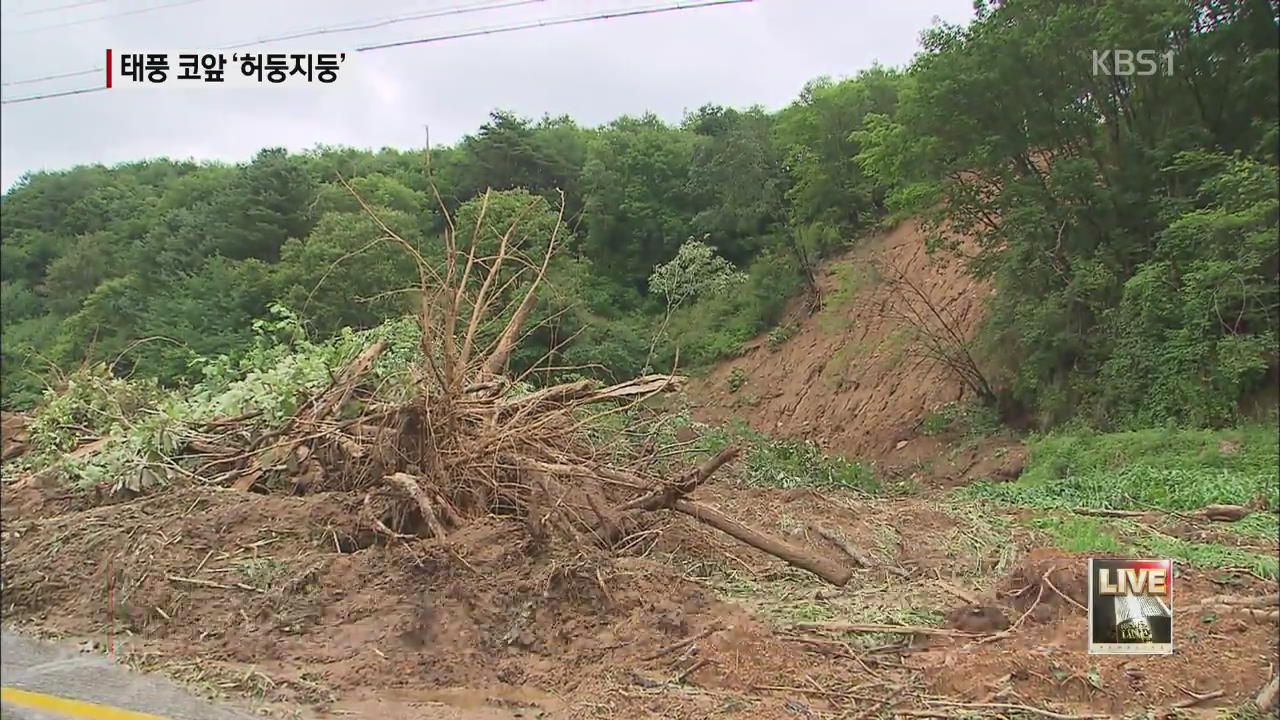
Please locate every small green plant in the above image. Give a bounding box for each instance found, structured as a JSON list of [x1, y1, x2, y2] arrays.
[[1030, 516, 1128, 555], [727, 367, 748, 393], [686, 421, 882, 494], [767, 323, 796, 350], [921, 403, 960, 436], [920, 400, 1000, 441], [237, 557, 289, 592], [741, 435, 878, 493]]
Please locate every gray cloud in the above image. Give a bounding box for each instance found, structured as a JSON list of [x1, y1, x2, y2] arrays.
[[0, 0, 974, 190]]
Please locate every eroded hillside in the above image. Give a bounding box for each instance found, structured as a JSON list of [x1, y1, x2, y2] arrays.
[[690, 220, 995, 463]]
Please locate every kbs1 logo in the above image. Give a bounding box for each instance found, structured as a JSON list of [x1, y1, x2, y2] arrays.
[[1088, 558, 1174, 655], [1091, 49, 1175, 77]]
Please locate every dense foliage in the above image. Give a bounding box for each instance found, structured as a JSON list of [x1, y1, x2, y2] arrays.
[[3, 0, 1276, 432], [856, 0, 1279, 427]]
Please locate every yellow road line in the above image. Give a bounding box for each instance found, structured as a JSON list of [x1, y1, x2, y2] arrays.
[[0, 687, 172, 720]]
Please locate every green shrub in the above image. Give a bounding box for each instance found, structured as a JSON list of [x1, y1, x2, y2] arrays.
[[920, 403, 959, 436], [920, 401, 1000, 439], [767, 323, 796, 350], [18, 308, 425, 491], [727, 368, 748, 393]]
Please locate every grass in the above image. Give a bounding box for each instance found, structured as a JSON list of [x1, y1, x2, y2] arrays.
[[1028, 516, 1128, 555], [681, 557, 946, 649], [1233, 511, 1280, 539], [964, 424, 1278, 512], [1028, 515, 1279, 579], [921, 401, 1004, 456], [1132, 526, 1279, 579], [959, 423, 1278, 579], [939, 498, 1022, 577], [690, 420, 885, 495]]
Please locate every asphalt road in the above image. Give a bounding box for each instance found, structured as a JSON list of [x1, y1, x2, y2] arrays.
[[0, 629, 264, 720]]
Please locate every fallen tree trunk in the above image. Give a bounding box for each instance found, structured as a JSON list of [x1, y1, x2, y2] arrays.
[[1070, 504, 1254, 522], [620, 446, 740, 513], [308, 340, 387, 422], [1198, 595, 1279, 608], [809, 523, 872, 568], [1198, 504, 1252, 522], [673, 499, 851, 586], [809, 523, 912, 579]]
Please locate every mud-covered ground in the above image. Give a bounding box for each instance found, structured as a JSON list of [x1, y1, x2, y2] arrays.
[[3, 470, 1276, 720]]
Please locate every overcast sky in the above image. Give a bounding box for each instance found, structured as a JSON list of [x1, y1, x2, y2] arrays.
[[0, 0, 975, 192]]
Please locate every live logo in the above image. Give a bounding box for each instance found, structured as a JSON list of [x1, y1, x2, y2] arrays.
[[1097, 566, 1169, 596], [1088, 558, 1175, 655]]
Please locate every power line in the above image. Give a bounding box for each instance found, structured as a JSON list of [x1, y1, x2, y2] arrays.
[[0, 84, 105, 103], [358, 0, 753, 52], [222, 0, 549, 50], [3, 0, 545, 86], [7, 0, 109, 17], [1, 66, 98, 87], [10, 0, 208, 33], [0, 0, 755, 105]]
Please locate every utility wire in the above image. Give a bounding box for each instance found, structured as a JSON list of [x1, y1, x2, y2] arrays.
[[5, 0, 109, 17], [358, 0, 752, 52], [3, 0, 546, 86], [0, 85, 104, 102], [1, 0, 754, 105], [2, 67, 99, 87], [9, 0, 208, 33], [222, 0, 548, 50]]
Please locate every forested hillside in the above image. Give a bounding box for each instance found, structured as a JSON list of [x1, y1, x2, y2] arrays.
[[2, 0, 1276, 432]]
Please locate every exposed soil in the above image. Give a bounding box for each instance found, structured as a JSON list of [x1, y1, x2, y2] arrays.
[[0, 484, 843, 719], [3, 476, 1275, 719], [688, 220, 1024, 473], [1, 410, 29, 461]]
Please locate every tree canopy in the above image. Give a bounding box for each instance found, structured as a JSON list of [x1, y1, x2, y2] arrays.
[[3, 0, 1276, 432]]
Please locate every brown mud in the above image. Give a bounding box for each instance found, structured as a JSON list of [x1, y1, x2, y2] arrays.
[[3, 476, 1275, 719], [688, 220, 1019, 471]]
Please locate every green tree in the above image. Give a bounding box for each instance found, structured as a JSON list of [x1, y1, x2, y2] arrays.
[[274, 208, 425, 337], [856, 0, 1279, 427], [774, 66, 903, 231], [580, 114, 700, 291], [685, 106, 788, 264]]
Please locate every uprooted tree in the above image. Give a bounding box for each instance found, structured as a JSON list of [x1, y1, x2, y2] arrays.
[[18, 180, 852, 587]]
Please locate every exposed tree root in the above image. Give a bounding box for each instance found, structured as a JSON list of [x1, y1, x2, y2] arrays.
[[63, 182, 849, 586]]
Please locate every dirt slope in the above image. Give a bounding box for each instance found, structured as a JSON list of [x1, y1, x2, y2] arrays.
[[690, 220, 998, 463]]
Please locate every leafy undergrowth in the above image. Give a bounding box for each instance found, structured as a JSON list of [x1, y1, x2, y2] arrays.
[[1030, 515, 1279, 579], [685, 419, 907, 496], [963, 423, 1279, 511], [962, 423, 1280, 579], [4, 308, 425, 491]]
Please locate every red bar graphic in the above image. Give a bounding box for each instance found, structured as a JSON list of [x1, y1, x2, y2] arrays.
[[106, 49, 112, 88]]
